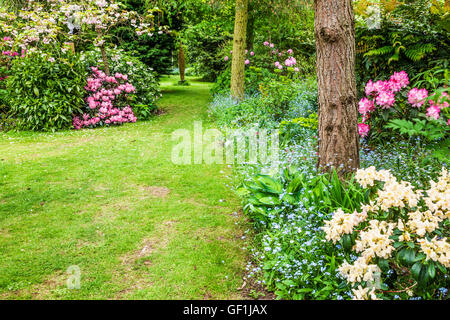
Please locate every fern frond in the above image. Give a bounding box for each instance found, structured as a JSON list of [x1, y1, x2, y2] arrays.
[[364, 46, 394, 57], [404, 43, 436, 61]]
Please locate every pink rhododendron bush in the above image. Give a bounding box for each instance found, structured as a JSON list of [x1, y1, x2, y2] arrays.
[[73, 67, 137, 130], [357, 71, 449, 141], [323, 166, 449, 300]]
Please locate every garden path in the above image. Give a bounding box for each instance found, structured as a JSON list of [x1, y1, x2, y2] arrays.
[[0, 76, 248, 299]]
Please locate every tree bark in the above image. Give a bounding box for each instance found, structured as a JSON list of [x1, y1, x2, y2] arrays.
[[178, 44, 186, 83], [230, 0, 248, 101], [315, 0, 360, 177], [96, 28, 110, 76], [100, 45, 110, 76]]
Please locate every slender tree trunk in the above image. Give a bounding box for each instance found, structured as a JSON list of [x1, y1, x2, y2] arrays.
[[230, 0, 248, 101], [100, 45, 110, 76], [96, 28, 110, 76], [178, 44, 186, 83], [315, 0, 360, 177]]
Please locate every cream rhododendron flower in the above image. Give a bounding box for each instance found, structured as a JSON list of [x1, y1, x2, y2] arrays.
[[322, 208, 367, 244], [352, 285, 379, 300], [325, 167, 449, 299]]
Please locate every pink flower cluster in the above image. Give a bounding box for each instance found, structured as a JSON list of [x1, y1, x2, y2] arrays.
[[358, 123, 370, 138], [407, 88, 428, 108], [425, 92, 449, 120], [284, 56, 297, 67], [358, 71, 411, 137], [358, 71, 449, 137], [73, 67, 137, 130]]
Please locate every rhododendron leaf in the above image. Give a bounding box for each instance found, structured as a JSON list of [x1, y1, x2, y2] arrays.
[[411, 262, 422, 280], [427, 263, 436, 280], [398, 248, 415, 266], [436, 263, 446, 274], [418, 267, 430, 287], [342, 234, 352, 251], [378, 259, 390, 272]]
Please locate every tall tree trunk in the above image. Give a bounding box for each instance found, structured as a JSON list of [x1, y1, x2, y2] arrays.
[[230, 0, 248, 101], [315, 0, 360, 177], [178, 44, 186, 83]]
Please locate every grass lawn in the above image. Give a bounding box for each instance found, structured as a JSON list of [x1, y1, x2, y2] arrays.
[[0, 76, 250, 299]]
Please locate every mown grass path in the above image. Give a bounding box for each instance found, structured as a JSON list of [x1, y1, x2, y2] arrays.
[[0, 76, 248, 299]]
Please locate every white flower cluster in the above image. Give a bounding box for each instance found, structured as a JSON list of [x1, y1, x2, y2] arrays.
[[352, 285, 380, 300], [376, 179, 422, 210], [322, 208, 367, 244], [339, 256, 380, 284], [406, 210, 441, 237], [417, 237, 450, 268], [424, 168, 450, 220], [324, 167, 449, 300], [355, 166, 394, 188], [354, 220, 396, 260]]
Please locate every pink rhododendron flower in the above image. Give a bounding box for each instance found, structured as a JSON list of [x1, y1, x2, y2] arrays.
[[388, 71, 409, 92], [263, 41, 269, 46], [365, 80, 390, 97], [245, 59, 250, 65], [358, 123, 370, 137], [375, 90, 395, 108], [359, 98, 374, 115], [224, 56, 229, 61], [250, 51, 255, 56], [426, 105, 440, 120], [74, 67, 138, 130], [408, 88, 428, 107]]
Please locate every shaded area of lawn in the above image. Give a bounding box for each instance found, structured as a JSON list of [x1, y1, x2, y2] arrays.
[[0, 76, 249, 299]]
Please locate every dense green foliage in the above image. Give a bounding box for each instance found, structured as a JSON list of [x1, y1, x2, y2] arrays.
[[185, 21, 233, 81], [355, 0, 450, 88], [6, 52, 87, 131]]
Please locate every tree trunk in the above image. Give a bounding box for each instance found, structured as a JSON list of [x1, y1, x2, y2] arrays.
[[178, 44, 186, 83], [230, 0, 248, 101], [315, 0, 360, 177], [96, 28, 110, 76], [100, 45, 110, 76]]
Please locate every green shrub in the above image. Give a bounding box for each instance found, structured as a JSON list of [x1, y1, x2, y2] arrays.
[[185, 21, 232, 82], [279, 113, 318, 144], [81, 48, 161, 119], [355, 0, 449, 90], [6, 52, 87, 131], [259, 79, 299, 121]]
